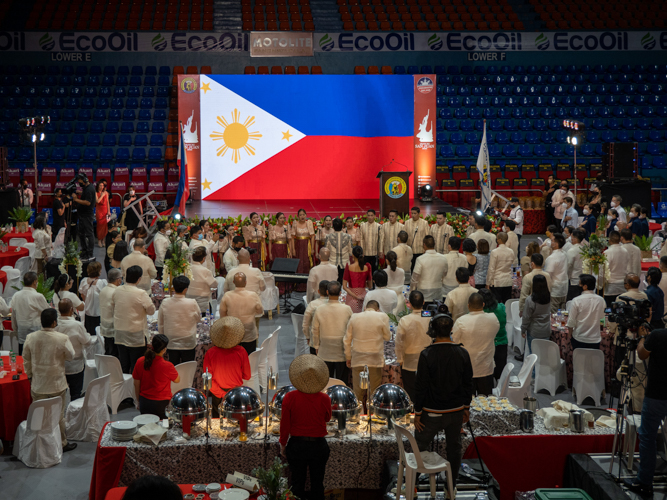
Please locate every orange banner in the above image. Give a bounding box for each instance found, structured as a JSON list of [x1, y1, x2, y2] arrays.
[[413, 74, 437, 198], [177, 75, 202, 200]]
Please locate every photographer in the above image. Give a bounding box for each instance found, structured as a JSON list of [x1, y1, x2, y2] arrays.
[[71, 175, 96, 261], [223, 235, 245, 273], [625, 327, 667, 496]]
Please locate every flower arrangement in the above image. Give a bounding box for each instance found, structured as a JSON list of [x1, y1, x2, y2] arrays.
[[252, 457, 293, 500], [163, 236, 193, 287], [8, 207, 33, 233], [580, 234, 610, 289], [59, 240, 83, 278]]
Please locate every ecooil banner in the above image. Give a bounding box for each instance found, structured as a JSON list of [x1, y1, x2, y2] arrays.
[[0, 30, 665, 53]]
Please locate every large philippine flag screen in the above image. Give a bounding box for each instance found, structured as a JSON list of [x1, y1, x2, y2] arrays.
[[198, 75, 415, 201]]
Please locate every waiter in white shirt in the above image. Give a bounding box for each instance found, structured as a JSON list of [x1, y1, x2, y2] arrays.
[[544, 233, 570, 313], [153, 220, 171, 280], [566, 229, 585, 300], [159, 275, 202, 365], [306, 248, 338, 302], [501, 197, 524, 257], [603, 231, 630, 306], [566, 274, 606, 349]]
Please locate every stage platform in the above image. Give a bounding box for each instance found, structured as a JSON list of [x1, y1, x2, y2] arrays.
[[184, 198, 465, 219]]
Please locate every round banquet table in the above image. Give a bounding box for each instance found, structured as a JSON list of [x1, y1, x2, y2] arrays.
[[0, 246, 29, 268], [641, 261, 660, 272], [1, 231, 33, 244], [104, 483, 261, 500], [650, 222, 661, 233], [0, 355, 31, 440]]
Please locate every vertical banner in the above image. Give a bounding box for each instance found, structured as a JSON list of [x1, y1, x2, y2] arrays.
[[177, 75, 202, 200], [413, 74, 437, 198]]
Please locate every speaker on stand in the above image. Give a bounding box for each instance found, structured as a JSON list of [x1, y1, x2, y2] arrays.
[[602, 142, 639, 179]]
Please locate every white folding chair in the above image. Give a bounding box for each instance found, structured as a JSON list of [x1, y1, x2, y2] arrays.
[[2, 330, 18, 353], [9, 237, 28, 247], [81, 351, 98, 395], [492, 362, 515, 397], [393, 420, 455, 500], [260, 273, 280, 319], [510, 301, 523, 354], [4, 268, 21, 302], [573, 349, 605, 406], [303, 296, 308, 308], [94, 354, 135, 414], [258, 327, 281, 391], [65, 374, 110, 442], [504, 299, 518, 348], [83, 335, 105, 362], [171, 361, 197, 394], [532, 339, 567, 396], [291, 313, 309, 358], [243, 347, 263, 395], [324, 378, 346, 391], [23, 242, 36, 258], [12, 396, 63, 468], [1, 265, 13, 273], [507, 354, 538, 407], [15, 256, 31, 277]]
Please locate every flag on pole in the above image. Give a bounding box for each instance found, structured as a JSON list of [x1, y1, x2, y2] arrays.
[[172, 125, 189, 215], [476, 121, 492, 212]]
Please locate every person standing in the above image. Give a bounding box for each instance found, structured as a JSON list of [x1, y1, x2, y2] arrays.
[[306, 248, 338, 302], [620, 228, 642, 277], [153, 220, 171, 281], [326, 218, 353, 284], [71, 174, 96, 261], [502, 197, 524, 257], [473, 239, 491, 291], [442, 236, 469, 297], [445, 268, 477, 321], [57, 299, 92, 401], [469, 214, 497, 252], [303, 281, 329, 355], [521, 275, 552, 355], [18, 179, 34, 208], [344, 216, 361, 246], [379, 210, 405, 260], [430, 211, 454, 255], [411, 236, 448, 302], [344, 300, 391, 402], [404, 207, 430, 272], [159, 276, 201, 365], [189, 224, 220, 276], [291, 209, 316, 276], [223, 248, 266, 295], [12, 271, 50, 355], [223, 235, 245, 274], [566, 229, 585, 301], [452, 293, 499, 396], [604, 231, 629, 306], [413, 314, 473, 492], [503, 220, 519, 265], [120, 238, 158, 294], [519, 253, 552, 310], [188, 247, 220, 314], [311, 281, 353, 383], [611, 195, 627, 224], [363, 270, 398, 314], [111, 265, 156, 373], [551, 181, 574, 228], [32, 216, 52, 276], [100, 268, 121, 356], [486, 232, 515, 305], [268, 212, 291, 270], [395, 291, 432, 402], [95, 181, 109, 247], [560, 197, 578, 230], [544, 233, 569, 313], [520, 241, 541, 277], [579, 203, 599, 239], [544, 174, 558, 227], [122, 185, 142, 232], [52, 273, 84, 316], [478, 288, 508, 380], [566, 274, 606, 350], [280, 355, 332, 500], [359, 209, 381, 274], [132, 334, 180, 419], [384, 250, 405, 313], [342, 246, 373, 313], [52, 187, 69, 241], [392, 231, 414, 285], [220, 273, 264, 355], [242, 212, 267, 270], [204, 317, 250, 417], [646, 268, 665, 329], [315, 215, 334, 258], [79, 261, 107, 335]]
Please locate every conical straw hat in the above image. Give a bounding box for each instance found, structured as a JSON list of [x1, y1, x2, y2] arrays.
[[210, 316, 245, 349], [289, 354, 330, 394]]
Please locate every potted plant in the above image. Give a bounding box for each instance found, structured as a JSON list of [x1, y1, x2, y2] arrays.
[[634, 235, 654, 260], [59, 240, 83, 293], [252, 457, 293, 500], [13, 274, 55, 302], [163, 235, 192, 294], [8, 207, 33, 233]]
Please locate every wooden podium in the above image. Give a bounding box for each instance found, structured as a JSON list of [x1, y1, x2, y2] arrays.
[[377, 170, 412, 218]]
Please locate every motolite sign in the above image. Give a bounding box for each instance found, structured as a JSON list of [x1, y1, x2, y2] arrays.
[[250, 32, 313, 57], [413, 75, 436, 198]]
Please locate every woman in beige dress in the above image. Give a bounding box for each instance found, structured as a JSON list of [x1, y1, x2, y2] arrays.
[[242, 212, 266, 270], [316, 215, 334, 261], [291, 209, 315, 277], [344, 216, 360, 247]]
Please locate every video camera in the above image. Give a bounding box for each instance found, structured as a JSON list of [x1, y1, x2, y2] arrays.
[[422, 300, 449, 317], [607, 296, 652, 331], [63, 172, 88, 196]]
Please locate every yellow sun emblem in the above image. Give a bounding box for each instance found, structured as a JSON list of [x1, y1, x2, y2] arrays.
[[209, 109, 262, 164]]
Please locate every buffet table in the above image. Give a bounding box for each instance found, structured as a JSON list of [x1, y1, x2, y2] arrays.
[[105, 483, 261, 500]]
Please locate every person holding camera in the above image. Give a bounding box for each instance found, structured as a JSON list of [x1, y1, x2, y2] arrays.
[[71, 175, 96, 261], [413, 312, 473, 491], [625, 326, 667, 496]]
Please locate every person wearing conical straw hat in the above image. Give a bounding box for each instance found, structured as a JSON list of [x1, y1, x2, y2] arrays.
[[204, 316, 250, 418], [280, 354, 332, 500]]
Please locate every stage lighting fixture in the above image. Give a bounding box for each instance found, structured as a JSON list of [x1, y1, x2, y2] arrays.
[[31, 134, 36, 143], [174, 213, 182, 220], [420, 184, 433, 202], [40, 133, 45, 141], [476, 210, 483, 216], [571, 136, 578, 146]]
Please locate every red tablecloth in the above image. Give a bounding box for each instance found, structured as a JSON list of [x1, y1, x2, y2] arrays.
[[650, 222, 661, 232], [1, 231, 33, 244], [0, 355, 31, 440], [0, 270, 7, 290], [641, 261, 660, 272], [3, 320, 11, 331], [105, 483, 258, 500], [0, 246, 29, 268], [501, 209, 545, 235], [463, 433, 615, 499]]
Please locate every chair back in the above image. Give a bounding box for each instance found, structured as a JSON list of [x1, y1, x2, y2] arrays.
[[84, 374, 110, 410], [95, 354, 124, 384], [496, 362, 515, 397], [531, 339, 561, 370], [290, 313, 309, 358], [573, 348, 604, 381], [565, 300, 572, 312], [27, 396, 62, 433], [1, 265, 13, 273], [15, 256, 31, 277], [4, 269, 21, 301], [0, 350, 9, 356], [517, 353, 538, 385], [393, 419, 426, 469], [23, 242, 36, 258], [510, 300, 521, 330], [324, 378, 346, 391], [9, 238, 28, 247], [505, 298, 518, 326], [243, 347, 263, 394], [171, 361, 197, 394], [258, 327, 281, 386], [303, 296, 308, 308]]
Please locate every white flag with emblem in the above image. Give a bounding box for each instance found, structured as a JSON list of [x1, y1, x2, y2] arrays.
[[476, 122, 492, 212]]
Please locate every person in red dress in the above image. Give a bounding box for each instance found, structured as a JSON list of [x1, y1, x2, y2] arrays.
[[203, 316, 251, 417], [132, 334, 180, 419], [343, 246, 373, 313], [280, 354, 332, 500], [95, 181, 109, 247]]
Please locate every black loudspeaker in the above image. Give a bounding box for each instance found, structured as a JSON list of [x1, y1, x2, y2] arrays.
[[602, 142, 638, 179], [0, 188, 19, 225], [599, 179, 651, 209]]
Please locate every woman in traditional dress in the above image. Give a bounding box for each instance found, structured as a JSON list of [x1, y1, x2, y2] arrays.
[[269, 212, 291, 265], [291, 209, 315, 276], [343, 246, 373, 313], [344, 216, 360, 246], [316, 215, 334, 259], [95, 181, 109, 247], [242, 212, 266, 270]]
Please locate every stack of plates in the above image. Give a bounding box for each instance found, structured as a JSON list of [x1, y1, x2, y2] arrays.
[[133, 414, 160, 428], [111, 421, 138, 441]]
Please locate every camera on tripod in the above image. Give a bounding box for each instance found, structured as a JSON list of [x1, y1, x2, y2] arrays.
[[607, 297, 652, 331], [63, 172, 88, 196]]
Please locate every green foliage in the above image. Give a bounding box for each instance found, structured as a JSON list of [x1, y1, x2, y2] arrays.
[[164, 235, 191, 279], [252, 457, 293, 500], [14, 274, 55, 302], [388, 308, 410, 326], [62, 240, 81, 265], [596, 214, 607, 233], [633, 235, 653, 251], [8, 207, 33, 222]]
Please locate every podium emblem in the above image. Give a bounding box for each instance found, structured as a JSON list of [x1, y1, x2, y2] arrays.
[[385, 176, 407, 199]]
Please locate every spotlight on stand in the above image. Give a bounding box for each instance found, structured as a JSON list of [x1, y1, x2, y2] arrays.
[[174, 213, 182, 220], [419, 184, 433, 202], [475, 210, 483, 216], [563, 119, 585, 146]]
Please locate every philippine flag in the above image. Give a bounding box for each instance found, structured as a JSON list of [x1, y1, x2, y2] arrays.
[[198, 75, 415, 201]]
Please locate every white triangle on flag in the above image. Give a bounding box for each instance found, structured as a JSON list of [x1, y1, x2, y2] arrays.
[[199, 75, 306, 196]]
